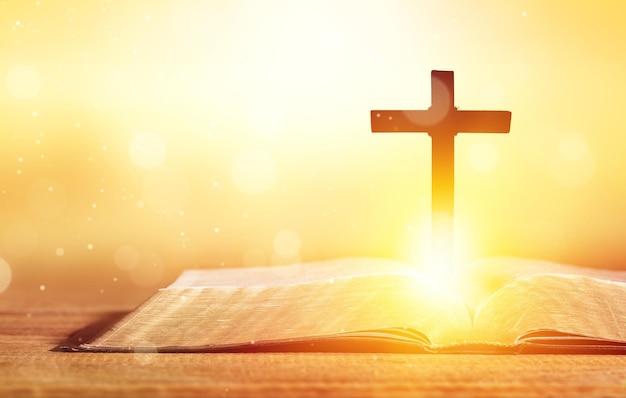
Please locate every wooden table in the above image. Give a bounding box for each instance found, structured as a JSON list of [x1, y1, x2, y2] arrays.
[[3, 286, 626, 397]]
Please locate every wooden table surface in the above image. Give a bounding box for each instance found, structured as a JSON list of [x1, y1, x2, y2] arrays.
[[3, 286, 626, 397]]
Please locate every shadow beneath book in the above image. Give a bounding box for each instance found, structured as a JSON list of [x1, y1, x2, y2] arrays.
[[53, 311, 130, 352]]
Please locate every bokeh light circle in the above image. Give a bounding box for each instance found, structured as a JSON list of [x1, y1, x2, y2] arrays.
[[129, 133, 167, 170], [273, 229, 302, 258], [468, 141, 499, 172], [114, 245, 140, 270], [231, 149, 277, 195], [6, 65, 42, 99]]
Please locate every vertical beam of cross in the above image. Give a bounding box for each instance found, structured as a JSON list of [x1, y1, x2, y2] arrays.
[[371, 70, 511, 273]]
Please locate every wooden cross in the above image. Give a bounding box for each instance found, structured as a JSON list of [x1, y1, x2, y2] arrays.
[[371, 70, 511, 271]]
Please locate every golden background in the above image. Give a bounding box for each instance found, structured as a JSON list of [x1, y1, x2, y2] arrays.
[[1, 0, 625, 295]]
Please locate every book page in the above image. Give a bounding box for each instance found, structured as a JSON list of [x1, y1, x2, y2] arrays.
[[169, 257, 425, 288], [471, 270, 626, 346], [84, 258, 472, 351], [455, 257, 626, 316]]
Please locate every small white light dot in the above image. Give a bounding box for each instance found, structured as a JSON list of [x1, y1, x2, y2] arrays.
[[214, 227, 220, 233], [32, 111, 38, 117], [16, 21, 21, 26], [48, 186, 54, 192], [179, 210, 184, 216], [87, 243, 94, 250], [17, 169, 22, 175], [92, 203, 97, 208], [76, 122, 81, 128], [522, 11, 527, 17], [18, 157, 23, 163], [180, 231, 185, 236], [137, 200, 144, 208], [39, 284, 45, 291], [113, 277, 118, 282]]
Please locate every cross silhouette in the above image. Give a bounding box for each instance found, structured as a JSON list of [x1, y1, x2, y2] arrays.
[[371, 70, 511, 271]]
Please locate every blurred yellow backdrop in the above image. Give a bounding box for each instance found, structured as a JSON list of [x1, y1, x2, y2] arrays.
[[1, 0, 626, 294]]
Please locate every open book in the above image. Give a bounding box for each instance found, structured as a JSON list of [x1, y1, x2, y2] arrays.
[[66, 257, 626, 353]]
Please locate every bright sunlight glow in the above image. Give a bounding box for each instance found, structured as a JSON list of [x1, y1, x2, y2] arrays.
[[410, 215, 475, 289], [4, 1, 626, 289]]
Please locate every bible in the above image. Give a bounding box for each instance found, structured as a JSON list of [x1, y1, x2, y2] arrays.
[[67, 257, 626, 353]]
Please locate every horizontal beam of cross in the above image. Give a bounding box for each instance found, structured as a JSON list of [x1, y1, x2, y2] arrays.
[[371, 110, 511, 135]]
